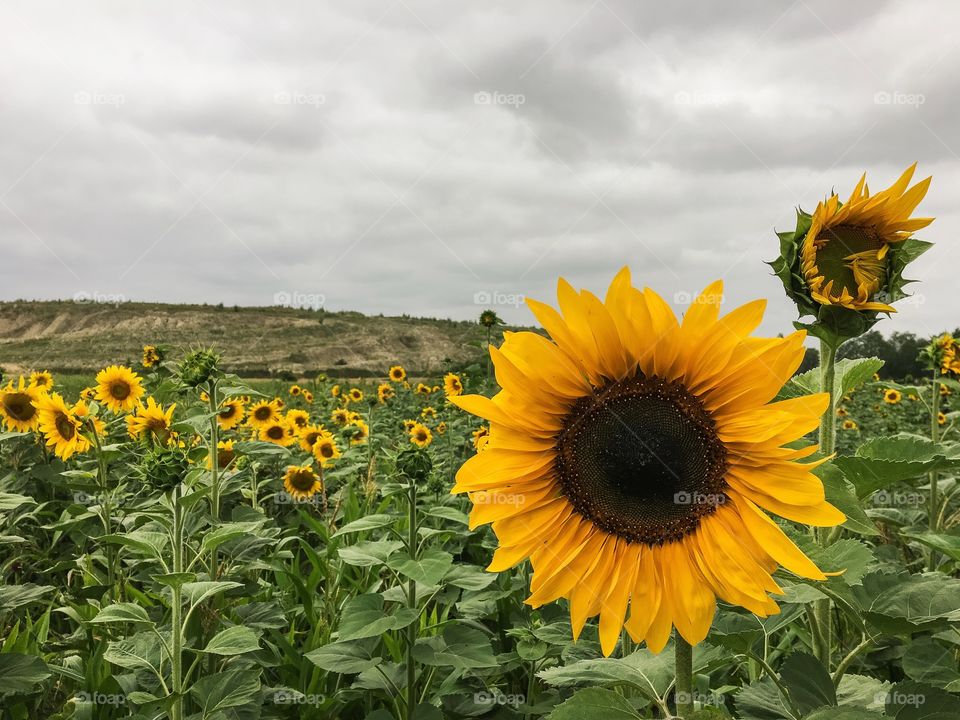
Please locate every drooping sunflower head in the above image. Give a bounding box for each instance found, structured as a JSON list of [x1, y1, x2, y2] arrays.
[[283, 464, 323, 501], [883, 388, 902, 404], [126, 397, 176, 444], [389, 365, 407, 382], [37, 392, 90, 460], [247, 399, 280, 429], [443, 373, 463, 397], [771, 164, 933, 340], [0, 376, 43, 432], [312, 434, 341, 467], [142, 345, 163, 368], [217, 398, 246, 430], [451, 270, 843, 656], [923, 333, 960, 378], [378, 383, 395, 403], [29, 370, 53, 391], [409, 422, 432, 448], [286, 409, 310, 430], [94, 365, 145, 413]]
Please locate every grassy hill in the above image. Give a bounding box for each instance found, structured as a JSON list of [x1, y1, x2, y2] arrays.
[[0, 300, 507, 378]]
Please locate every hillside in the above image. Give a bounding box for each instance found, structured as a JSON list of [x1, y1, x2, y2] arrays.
[[0, 301, 506, 378]]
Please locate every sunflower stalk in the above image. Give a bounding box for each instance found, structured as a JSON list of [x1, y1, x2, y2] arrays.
[[89, 420, 118, 601], [170, 483, 185, 720], [814, 337, 839, 668], [206, 378, 221, 578], [674, 633, 694, 719], [929, 367, 941, 533], [405, 473, 419, 720]]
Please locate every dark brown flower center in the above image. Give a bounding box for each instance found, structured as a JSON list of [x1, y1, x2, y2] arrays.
[[556, 375, 727, 545], [318, 442, 334, 458], [254, 406, 272, 421], [55, 412, 77, 440], [289, 470, 316, 491], [4, 394, 36, 421], [266, 425, 285, 440], [109, 381, 131, 400], [813, 223, 885, 295]]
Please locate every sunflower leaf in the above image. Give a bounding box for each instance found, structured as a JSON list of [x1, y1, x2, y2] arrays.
[[336, 594, 419, 641], [546, 687, 642, 720], [779, 652, 836, 715]]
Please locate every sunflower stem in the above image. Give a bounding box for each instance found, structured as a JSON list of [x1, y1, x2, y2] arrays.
[[674, 632, 694, 719], [929, 368, 941, 533], [815, 337, 839, 669], [170, 484, 184, 720], [207, 379, 220, 578], [405, 474, 419, 720]]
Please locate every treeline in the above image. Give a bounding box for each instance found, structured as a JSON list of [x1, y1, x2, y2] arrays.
[[799, 329, 960, 381]]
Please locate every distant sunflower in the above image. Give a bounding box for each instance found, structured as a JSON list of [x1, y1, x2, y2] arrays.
[[217, 398, 246, 430], [248, 399, 280, 429], [421, 406, 437, 420], [29, 370, 53, 391], [283, 464, 323, 501], [37, 393, 90, 460], [289, 384, 302, 396], [378, 383, 395, 403], [302, 390, 314, 403], [260, 420, 295, 446], [312, 434, 341, 467], [409, 422, 432, 448], [79, 387, 95, 401], [836, 407, 849, 417], [437, 421, 447, 435], [444, 373, 463, 397], [451, 270, 842, 655], [126, 397, 176, 443], [330, 408, 349, 426], [939, 412, 948, 426], [331, 385, 341, 398], [142, 345, 162, 368], [842, 419, 858, 430], [403, 419, 417, 433], [349, 419, 369, 445], [389, 365, 407, 382], [415, 383, 431, 396], [94, 365, 145, 413], [471, 426, 490, 452], [347, 388, 364, 403], [0, 377, 43, 432], [286, 409, 310, 430], [299, 424, 327, 453], [941, 384, 951, 397], [883, 389, 902, 404]]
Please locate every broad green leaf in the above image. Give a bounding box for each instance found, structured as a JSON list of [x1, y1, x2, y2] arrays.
[[189, 668, 261, 714], [836, 674, 890, 711], [200, 626, 261, 656], [0, 493, 35, 512], [199, 521, 263, 554], [779, 652, 835, 715], [100, 531, 168, 560], [538, 647, 675, 698], [804, 709, 884, 719], [337, 594, 419, 642], [424, 506, 468, 525], [0, 584, 54, 612], [900, 530, 960, 561], [546, 687, 641, 719], [152, 572, 197, 590], [306, 639, 382, 673], [0, 653, 51, 695], [884, 680, 960, 719], [90, 603, 153, 625], [387, 549, 453, 585], [337, 540, 403, 567], [852, 572, 960, 633], [444, 564, 498, 591], [332, 514, 396, 537], [834, 434, 958, 498], [182, 581, 243, 607], [735, 676, 792, 720], [818, 464, 879, 536], [902, 638, 960, 689], [103, 632, 166, 675], [413, 625, 498, 669]]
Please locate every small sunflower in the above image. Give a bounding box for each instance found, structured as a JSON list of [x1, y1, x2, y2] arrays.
[[444, 373, 463, 397], [437, 421, 447, 436], [836, 407, 849, 417], [389, 365, 407, 382], [378, 383, 395, 403], [286, 409, 310, 430], [349, 419, 369, 445], [409, 422, 432, 448], [312, 434, 341, 467], [29, 370, 54, 391], [207, 439, 236, 469], [299, 424, 327, 453], [421, 406, 437, 420], [94, 365, 145, 413], [79, 387, 95, 401], [0, 377, 43, 432], [452, 271, 842, 655], [289, 384, 302, 396], [37, 393, 90, 460], [331, 407, 351, 426], [415, 383, 432, 396], [883, 388, 902, 404], [260, 419, 295, 446], [283, 464, 323, 501], [303, 390, 314, 403], [72, 399, 106, 437], [842, 419, 858, 430], [331, 384, 341, 398], [939, 412, 948, 426], [248, 399, 281, 429], [126, 397, 176, 443], [941, 384, 951, 397], [472, 426, 490, 452], [347, 387, 364, 403], [217, 398, 246, 430], [142, 345, 162, 368], [403, 419, 417, 433]]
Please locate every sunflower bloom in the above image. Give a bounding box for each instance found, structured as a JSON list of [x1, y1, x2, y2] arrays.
[[37, 393, 90, 460], [883, 389, 902, 404], [126, 397, 176, 443], [286, 409, 310, 431], [217, 398, 246, 430], [142, 345, 162, 368], [389, 365, 407, 382], [347, 388, 364, 403], [471, 426, 490, 452], [247, 399, 281, 429], [378, 383, 395, 403], [207, 439, 236, 469], [29, 370, 54, 391], [451, 270, 843, 656], [331, 407, 351, 426], [312, 434, 341, 467], [444, 373, 463, 397], [94, 365, 145, 413], [349, 419, 369, 445], [298, 424, 327, 453], [409, 422, 432, 448], [842, 419, 858, 430], [283, 464, 323, 501], [0, 377, 43, 432], [260, 419, 295, 446]]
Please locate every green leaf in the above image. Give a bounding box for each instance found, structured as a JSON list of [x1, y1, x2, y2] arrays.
[[199, 521, 264, 554], [100, 531, 168, 560], [779, 652, 835, 715], [735, 677, 792, 720], [306, 639, 382, 673], [833, 434, 956, 498], [900, 530, 960, 561], [337, 594, 419, 642], [90, 603, 153, 625], [803, 709, 884, 719], [884, 680, 960, 719], [538, 647, 676, 698], [152, 572, 197, 590], [0, 492, 36, 512], [103, 631, 166, 675], [413, 625, 498, 669], [902, 638, 960, 690], [836, 674, 890, 711], [182, 581, 242, 608], [387, 549, 453, 585], [444, 564, 498, 591], [337, 540, 403, 567], [424, 506, 468, 525], [331, 514, 396, 537], [0, 584, 55, 612], [189, 668, 261, 714], [200, 625, 261, 656], [818, 464, 879, 536], [0, 653, 51, 695], [852, 572, 960, 633], [546, 687, 641, 719]]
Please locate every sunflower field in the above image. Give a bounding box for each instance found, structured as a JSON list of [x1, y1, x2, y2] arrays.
[[2, 165, 960, 720]]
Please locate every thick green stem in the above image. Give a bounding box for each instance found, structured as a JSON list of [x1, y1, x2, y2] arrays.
[[815, 337, 839, 668], [930, 368, 941, 533], [90, 426, 117, 600], [674, 632, 694, 719], [170, 486, 184, 720], [405, 478, 418, 720], [207, 380, 220, 578]]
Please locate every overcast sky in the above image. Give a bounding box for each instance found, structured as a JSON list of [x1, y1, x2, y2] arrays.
[[2, 1, 958, 340]]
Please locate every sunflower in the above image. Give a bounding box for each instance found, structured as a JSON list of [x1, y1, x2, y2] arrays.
[[29, 370, 53, 391], [72, 399, 106, 437], [142, 345, 161, 368], [415, 383, 432, 396], [283, 464, 323, 501], [94, 365, 145, 413], [378, 383, 395, 403], [409, 422, 432, 448], [207, 439, 236, 469], [471, 426, 490, 452], [451, 271, 843, 656], [836, 407, 849, 417], [286, 409, 310, 430], [421, 406, 437, 420], [126, 397, 176, 443], [941, 384, 951, 397], [347, 388, 364, 403], [883, 389, 902, 404], [79, 387, 95, 401], [312, 434, 341, 467], [299, 424, 327, 453], [389, 365, 407, 382], [0, 377, 43, 432], [331, 408, 351, 426], [842, 419, 858, 430], [444, 373, 463, 397], [331, 384, 341, 398], [37, 393, 90, 460], [403, 419, 417, 433], [247, 399, 281, 429], [437, 421, 447, 436], [260, 420, 295, 446], [908, 394, 919, 401], [349, 419, 369, 445], [289, 384, 302, 396], [217, 398, 246, 430], [939, 412, 948, 426], [303, 390, 314, 403]]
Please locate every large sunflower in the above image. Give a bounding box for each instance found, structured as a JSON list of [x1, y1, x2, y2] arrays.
[[312, 434, 341, 467], [247, 399, 281, 429], [283, 464, 323, 501], [217, 398, 246, 430], [451, 270, 843, 656], [126, 397, 176, 443], [94, 365, 145, 413], [29, 370, 54, 391], [0, 376, 43, 432], [37, 393, 90, 460]]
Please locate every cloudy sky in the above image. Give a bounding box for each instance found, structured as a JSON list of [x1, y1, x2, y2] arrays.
[[2, 1, 958, 339]]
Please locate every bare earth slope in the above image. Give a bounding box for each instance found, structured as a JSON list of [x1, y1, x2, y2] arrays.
[[0, 301, 503, 377]]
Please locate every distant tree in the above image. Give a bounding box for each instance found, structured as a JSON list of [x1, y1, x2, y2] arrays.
[[798, 347, 819, 374], [837, 331, 927, 381]]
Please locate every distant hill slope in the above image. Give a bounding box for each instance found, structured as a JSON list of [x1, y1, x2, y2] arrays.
[[0, 301, 509, 378]]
